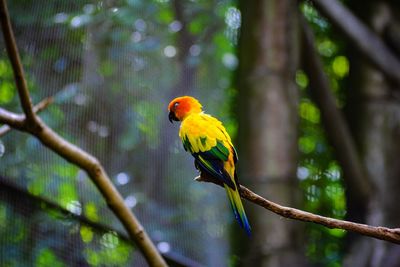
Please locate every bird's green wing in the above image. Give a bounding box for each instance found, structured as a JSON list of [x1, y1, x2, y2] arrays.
[[180, 114, 236, 188]]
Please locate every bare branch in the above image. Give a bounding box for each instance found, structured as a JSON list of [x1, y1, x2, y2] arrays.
[[300, 18, 373, 202], [0, 97, 53, 137], [0, 110, 168, 267], [0, 0, 38, 126], [25, 118, 168, 266], [310, 0, 400, 87], [195, 173, 400, 245], [0, 108, 25, 130], [0, 1, 166, 266]]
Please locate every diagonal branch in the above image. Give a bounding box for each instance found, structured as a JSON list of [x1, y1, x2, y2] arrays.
[[22, 117, 166, 267], [0, 1, 166, 266], [0, 0, 38, 126], [300, 17, 373, 203], [310, 0, 400, 87], [195, 173, 400, 245], [0, 97, 53, 137]]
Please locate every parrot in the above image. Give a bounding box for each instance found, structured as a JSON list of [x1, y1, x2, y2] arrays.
[[168, 96, 251, 235]]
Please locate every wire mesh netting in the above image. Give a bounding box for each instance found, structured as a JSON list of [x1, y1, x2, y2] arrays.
[[0, 0, 241, 266], [0, 178, 147, 266]]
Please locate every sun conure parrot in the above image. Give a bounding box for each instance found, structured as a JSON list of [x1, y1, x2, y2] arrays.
[[168, 96, 251, 235]]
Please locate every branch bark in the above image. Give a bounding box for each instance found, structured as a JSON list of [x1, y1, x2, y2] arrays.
[[0, 108, 25, 130], [195, 173, 400, 245], [0, 110, 167, 267], [310, 0, 400, 87], [0, 97, 53, 137], [0, 0, 38, 126], [0, 0, 167, 266], [300, 18, 373, 203]]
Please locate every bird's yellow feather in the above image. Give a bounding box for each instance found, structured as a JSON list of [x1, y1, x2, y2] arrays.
[[179, 113, 233, 154]]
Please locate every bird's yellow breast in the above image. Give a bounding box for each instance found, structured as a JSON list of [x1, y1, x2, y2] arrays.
[[179, 113, 232, 154]]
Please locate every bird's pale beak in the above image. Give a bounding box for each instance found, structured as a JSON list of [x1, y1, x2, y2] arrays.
[[168, 111, 178, 123]]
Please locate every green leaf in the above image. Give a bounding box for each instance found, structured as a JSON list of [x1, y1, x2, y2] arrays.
[[100, 232, 119, 248], [332, 56, 349, 78], [28, 178, 45, 196], [83, 238, 131, 266], [157, 8, 173, 23], [84, 202, 99, 222], [35, 248, 65, 267], [317, 38, 337, 57], [327, 228, 346, 238], [300, 101, 320, 124], [58, 182, 78, 206], [0, 60, 12, 77], [0, 82, 15, 104], [299, 136, 316, 154], [296, 70, 309, 89], [80, 225, 94, 243]]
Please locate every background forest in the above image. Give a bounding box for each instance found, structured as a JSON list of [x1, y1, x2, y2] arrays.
[[0, 0, 399, 266]]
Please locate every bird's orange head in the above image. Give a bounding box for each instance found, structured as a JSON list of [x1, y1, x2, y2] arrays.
[[168, 96, 203, 122]]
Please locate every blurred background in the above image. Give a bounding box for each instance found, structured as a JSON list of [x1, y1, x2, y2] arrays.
[[0, 0, 399, 266]]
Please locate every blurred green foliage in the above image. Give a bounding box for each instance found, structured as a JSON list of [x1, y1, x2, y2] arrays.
[[0, 0, 349, 266], [0, 184, 135, 267], [36, 248, 66, 267], [298, 3, 349, 266]]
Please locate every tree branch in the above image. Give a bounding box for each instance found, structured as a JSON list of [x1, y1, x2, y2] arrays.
[[0, 1, 166, 266], [0, 97, 53, 137], [385, 22, 400, 56], [28, 118, 166, 266], [300, 17, 373, 203], [0, 0, 38, 127], [195, 172, 400, 245], [0, 108, 25, 130], [310, 0, 400, 87]]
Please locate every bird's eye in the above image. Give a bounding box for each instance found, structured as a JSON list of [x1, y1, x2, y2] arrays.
[[173, 102, 179, 109]]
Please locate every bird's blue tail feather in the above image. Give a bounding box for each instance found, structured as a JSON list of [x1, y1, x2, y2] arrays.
[[225, 185, 251, 236]]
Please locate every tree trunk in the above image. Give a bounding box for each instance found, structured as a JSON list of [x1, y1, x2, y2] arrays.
[[236, 1, 308, 266], [344, 1, 400, 266]]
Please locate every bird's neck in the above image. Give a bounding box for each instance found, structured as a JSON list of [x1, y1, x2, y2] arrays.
[[180, 110, 202, 121]]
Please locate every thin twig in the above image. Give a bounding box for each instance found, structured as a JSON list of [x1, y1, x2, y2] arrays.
[[310, 0, 400, 86], [0, 97, 53, 137], [195, 173, 400, 245], [0, 0, 37, 126]]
